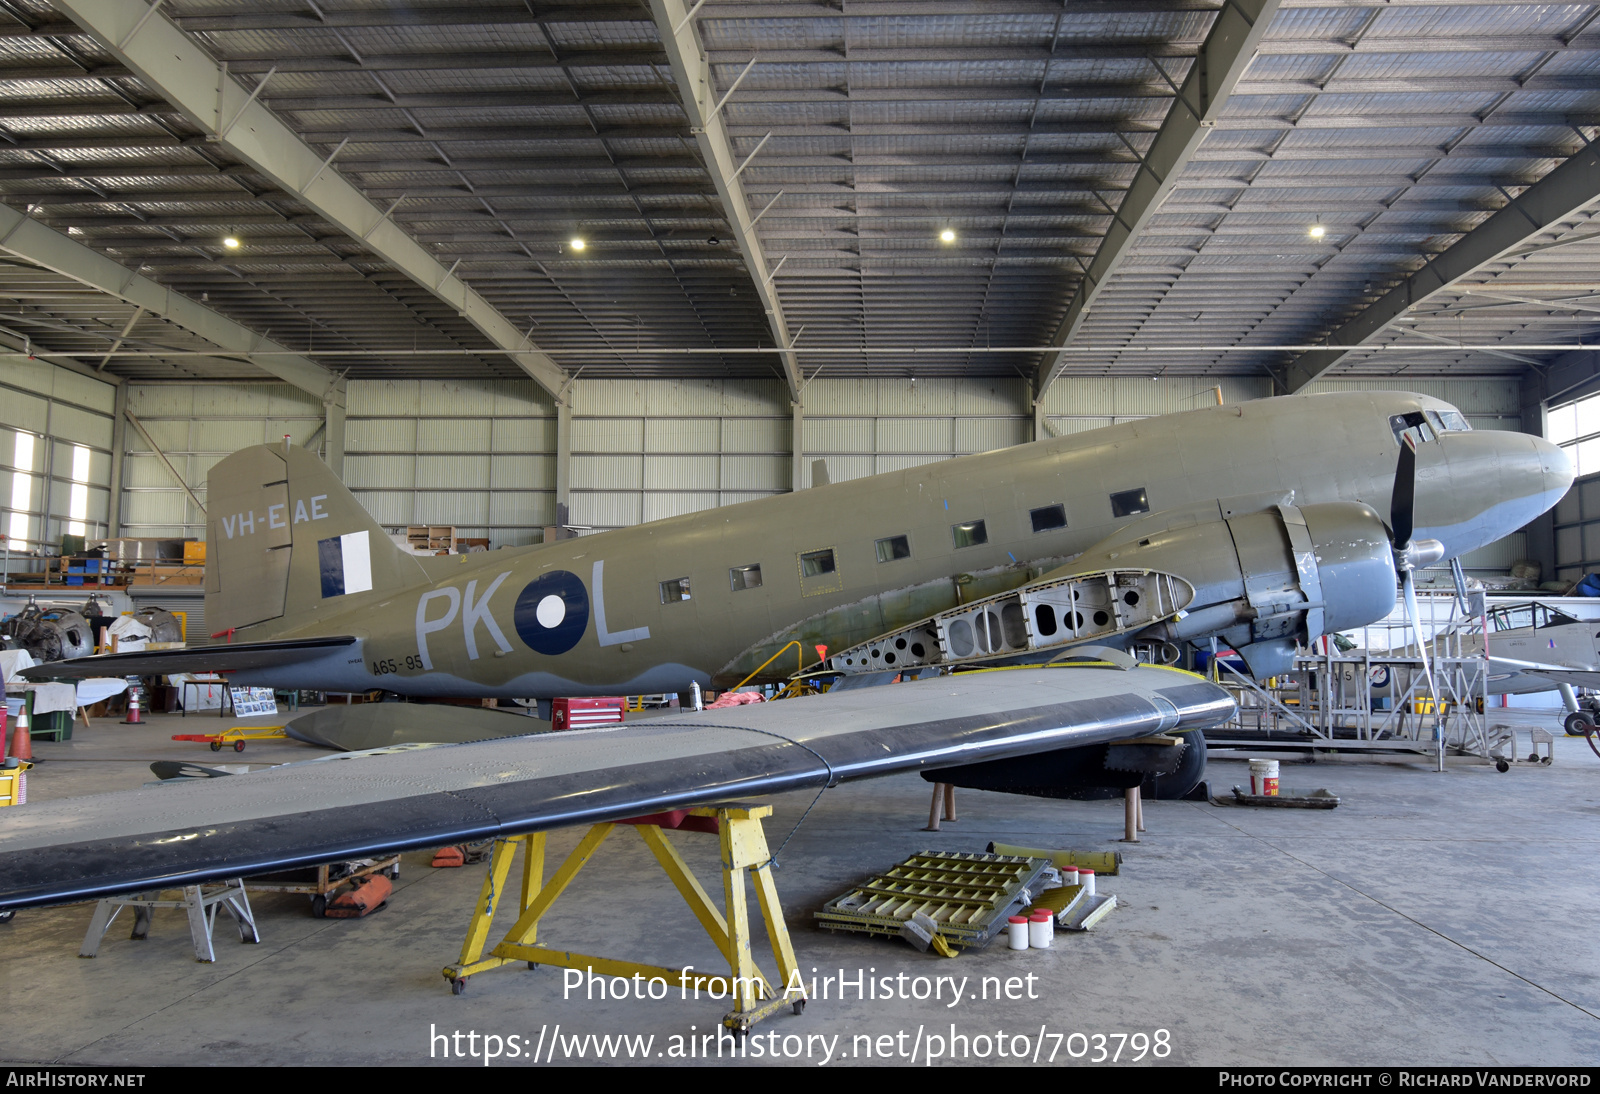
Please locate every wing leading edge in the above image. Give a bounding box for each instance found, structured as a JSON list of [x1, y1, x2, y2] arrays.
[[0, 665, 1233, 909]]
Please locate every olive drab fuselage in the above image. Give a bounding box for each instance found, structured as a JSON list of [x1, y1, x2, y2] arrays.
[[207, 391, 1572, 699]]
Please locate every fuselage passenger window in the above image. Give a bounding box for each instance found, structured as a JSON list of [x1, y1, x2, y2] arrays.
[[952, 520, 987, 549], [875, 535, 911, 562], [799, 548, 836, 577], [729, 564, 762, 591], [659, 577, 691, 603], [1030, 504, 1067, 533], [1109, 488, 1149, 518]]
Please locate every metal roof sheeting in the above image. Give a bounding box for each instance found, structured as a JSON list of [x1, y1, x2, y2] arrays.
[[0, 0, 1592, 390]]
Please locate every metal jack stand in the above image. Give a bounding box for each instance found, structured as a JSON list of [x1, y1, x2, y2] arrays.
[[444, 803, 807, 1033], [80, 881, 259, 962]]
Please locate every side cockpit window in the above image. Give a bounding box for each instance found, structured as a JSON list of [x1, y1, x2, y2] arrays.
[[1430, 409, 1470, 433], [1390, 411, 1435, 447]]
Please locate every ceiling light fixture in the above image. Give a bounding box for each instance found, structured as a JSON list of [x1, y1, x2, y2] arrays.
[[1308, 223, 1326, 239], [940, 228, 956, 243], [569, 237, 586, 251], [222, 235, 241, 249]]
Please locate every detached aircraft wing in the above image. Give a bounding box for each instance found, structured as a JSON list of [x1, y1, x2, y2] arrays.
[[0, 665, 1231, 909], [18, 636, 358, 680]]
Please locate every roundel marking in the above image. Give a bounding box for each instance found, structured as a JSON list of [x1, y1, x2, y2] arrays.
[[514, 570, 589, 655]]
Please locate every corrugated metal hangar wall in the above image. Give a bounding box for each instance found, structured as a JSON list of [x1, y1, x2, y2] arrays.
[[2, 357, 1529, 571]]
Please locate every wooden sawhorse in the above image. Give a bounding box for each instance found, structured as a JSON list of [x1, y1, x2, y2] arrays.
[[443, 803, 806, 1033]]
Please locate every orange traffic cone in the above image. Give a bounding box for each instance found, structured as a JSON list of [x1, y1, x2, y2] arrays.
[[121, 679, 143, 725], [9, 702, 32, 762]]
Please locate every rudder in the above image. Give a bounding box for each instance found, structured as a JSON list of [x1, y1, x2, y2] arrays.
[[205, 445, 426, 639]]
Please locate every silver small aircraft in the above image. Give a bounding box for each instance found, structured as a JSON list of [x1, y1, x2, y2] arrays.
[[1477, 600, 1600, 736], [3, 391, 1572, 909]]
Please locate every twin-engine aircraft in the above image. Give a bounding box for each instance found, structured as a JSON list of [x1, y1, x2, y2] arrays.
[[3, 391, 1571, 910]]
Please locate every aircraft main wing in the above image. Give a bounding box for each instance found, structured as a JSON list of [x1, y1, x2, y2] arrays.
[[17, 636, 358, 681], [0, 665, 1231, 909], [1486, 655, 1600, 688]]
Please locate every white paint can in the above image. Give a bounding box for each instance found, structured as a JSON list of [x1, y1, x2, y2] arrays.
[[1249, 758, 1280, 796], [1007, 915, 1029, 950]]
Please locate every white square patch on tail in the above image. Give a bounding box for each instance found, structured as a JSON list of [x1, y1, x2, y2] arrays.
[[340, 530, 372, 595]]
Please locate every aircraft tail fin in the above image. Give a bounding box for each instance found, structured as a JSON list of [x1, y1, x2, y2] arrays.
[[204, 444, 427, 639]]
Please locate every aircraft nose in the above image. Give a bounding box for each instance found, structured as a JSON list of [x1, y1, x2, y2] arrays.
[[1415, 429, 1573, 557], [1532, 432, 1575, 498]]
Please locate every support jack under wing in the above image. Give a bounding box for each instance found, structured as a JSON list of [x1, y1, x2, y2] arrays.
[[0, 665, 1232, 909]]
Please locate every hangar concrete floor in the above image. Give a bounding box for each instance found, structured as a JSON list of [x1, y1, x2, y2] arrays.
[[4, 710, 1597, 1068]]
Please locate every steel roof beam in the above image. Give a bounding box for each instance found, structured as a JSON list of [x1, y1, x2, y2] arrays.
[[0, 201, 337, 399], [49, 0, 567, 403], [1275, 145, 1600, 393], [650, 0, 800, 401], [1034, 0, 1282, 402]]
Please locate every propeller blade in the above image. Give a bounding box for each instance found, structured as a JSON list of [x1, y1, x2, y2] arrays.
[[1402, 569, 1438, 708], [1391, 435, 1416, 549]]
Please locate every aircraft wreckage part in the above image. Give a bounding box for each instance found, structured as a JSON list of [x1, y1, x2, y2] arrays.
[[0, 667, 1233, 909], [826, 569, 1194, 674]]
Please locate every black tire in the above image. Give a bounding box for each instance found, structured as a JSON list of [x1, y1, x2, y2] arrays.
[[310, 894, 327, 918], [0, 909, 14, 924], [1495, 759, 1510, 773], [210, 741, 221, 752], [1564, 711, 1593, 737], [234, 740, 246, 753], [451, 978, 465, 995], [1147, 729, 1208, 800]]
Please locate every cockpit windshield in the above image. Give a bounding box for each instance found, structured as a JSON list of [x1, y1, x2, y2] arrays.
[[1487, 603, 1578, 632], [1390, 409, 1471, 447]]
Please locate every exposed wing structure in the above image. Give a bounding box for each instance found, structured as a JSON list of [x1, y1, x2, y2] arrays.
[[0, 665, 1232, 909], [17, 636, 358, 681]]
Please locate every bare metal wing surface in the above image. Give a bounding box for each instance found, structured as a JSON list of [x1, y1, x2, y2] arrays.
[[0, 666, 1231, 909], [20, 636, 358, 679]]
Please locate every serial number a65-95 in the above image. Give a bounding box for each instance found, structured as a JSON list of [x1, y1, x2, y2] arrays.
[[371, 655, 424, 675]]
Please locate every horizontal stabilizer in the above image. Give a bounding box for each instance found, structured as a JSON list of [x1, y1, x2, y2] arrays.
[[0, 666, 1233, 909], [286, 703, 535, 750], [19, 636, 358, 681]]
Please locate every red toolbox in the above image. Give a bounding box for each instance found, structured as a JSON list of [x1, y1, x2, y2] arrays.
[[550, 696, 626, 731]]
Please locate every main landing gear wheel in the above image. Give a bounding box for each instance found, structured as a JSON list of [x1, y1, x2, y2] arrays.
[[1563, 711, 1593, 737]]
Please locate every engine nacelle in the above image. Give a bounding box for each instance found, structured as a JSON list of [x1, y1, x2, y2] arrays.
[[1071, 499, 1397, 678]]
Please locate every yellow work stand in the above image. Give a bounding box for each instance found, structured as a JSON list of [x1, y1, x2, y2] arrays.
[[443, 803, 807, 1033]]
